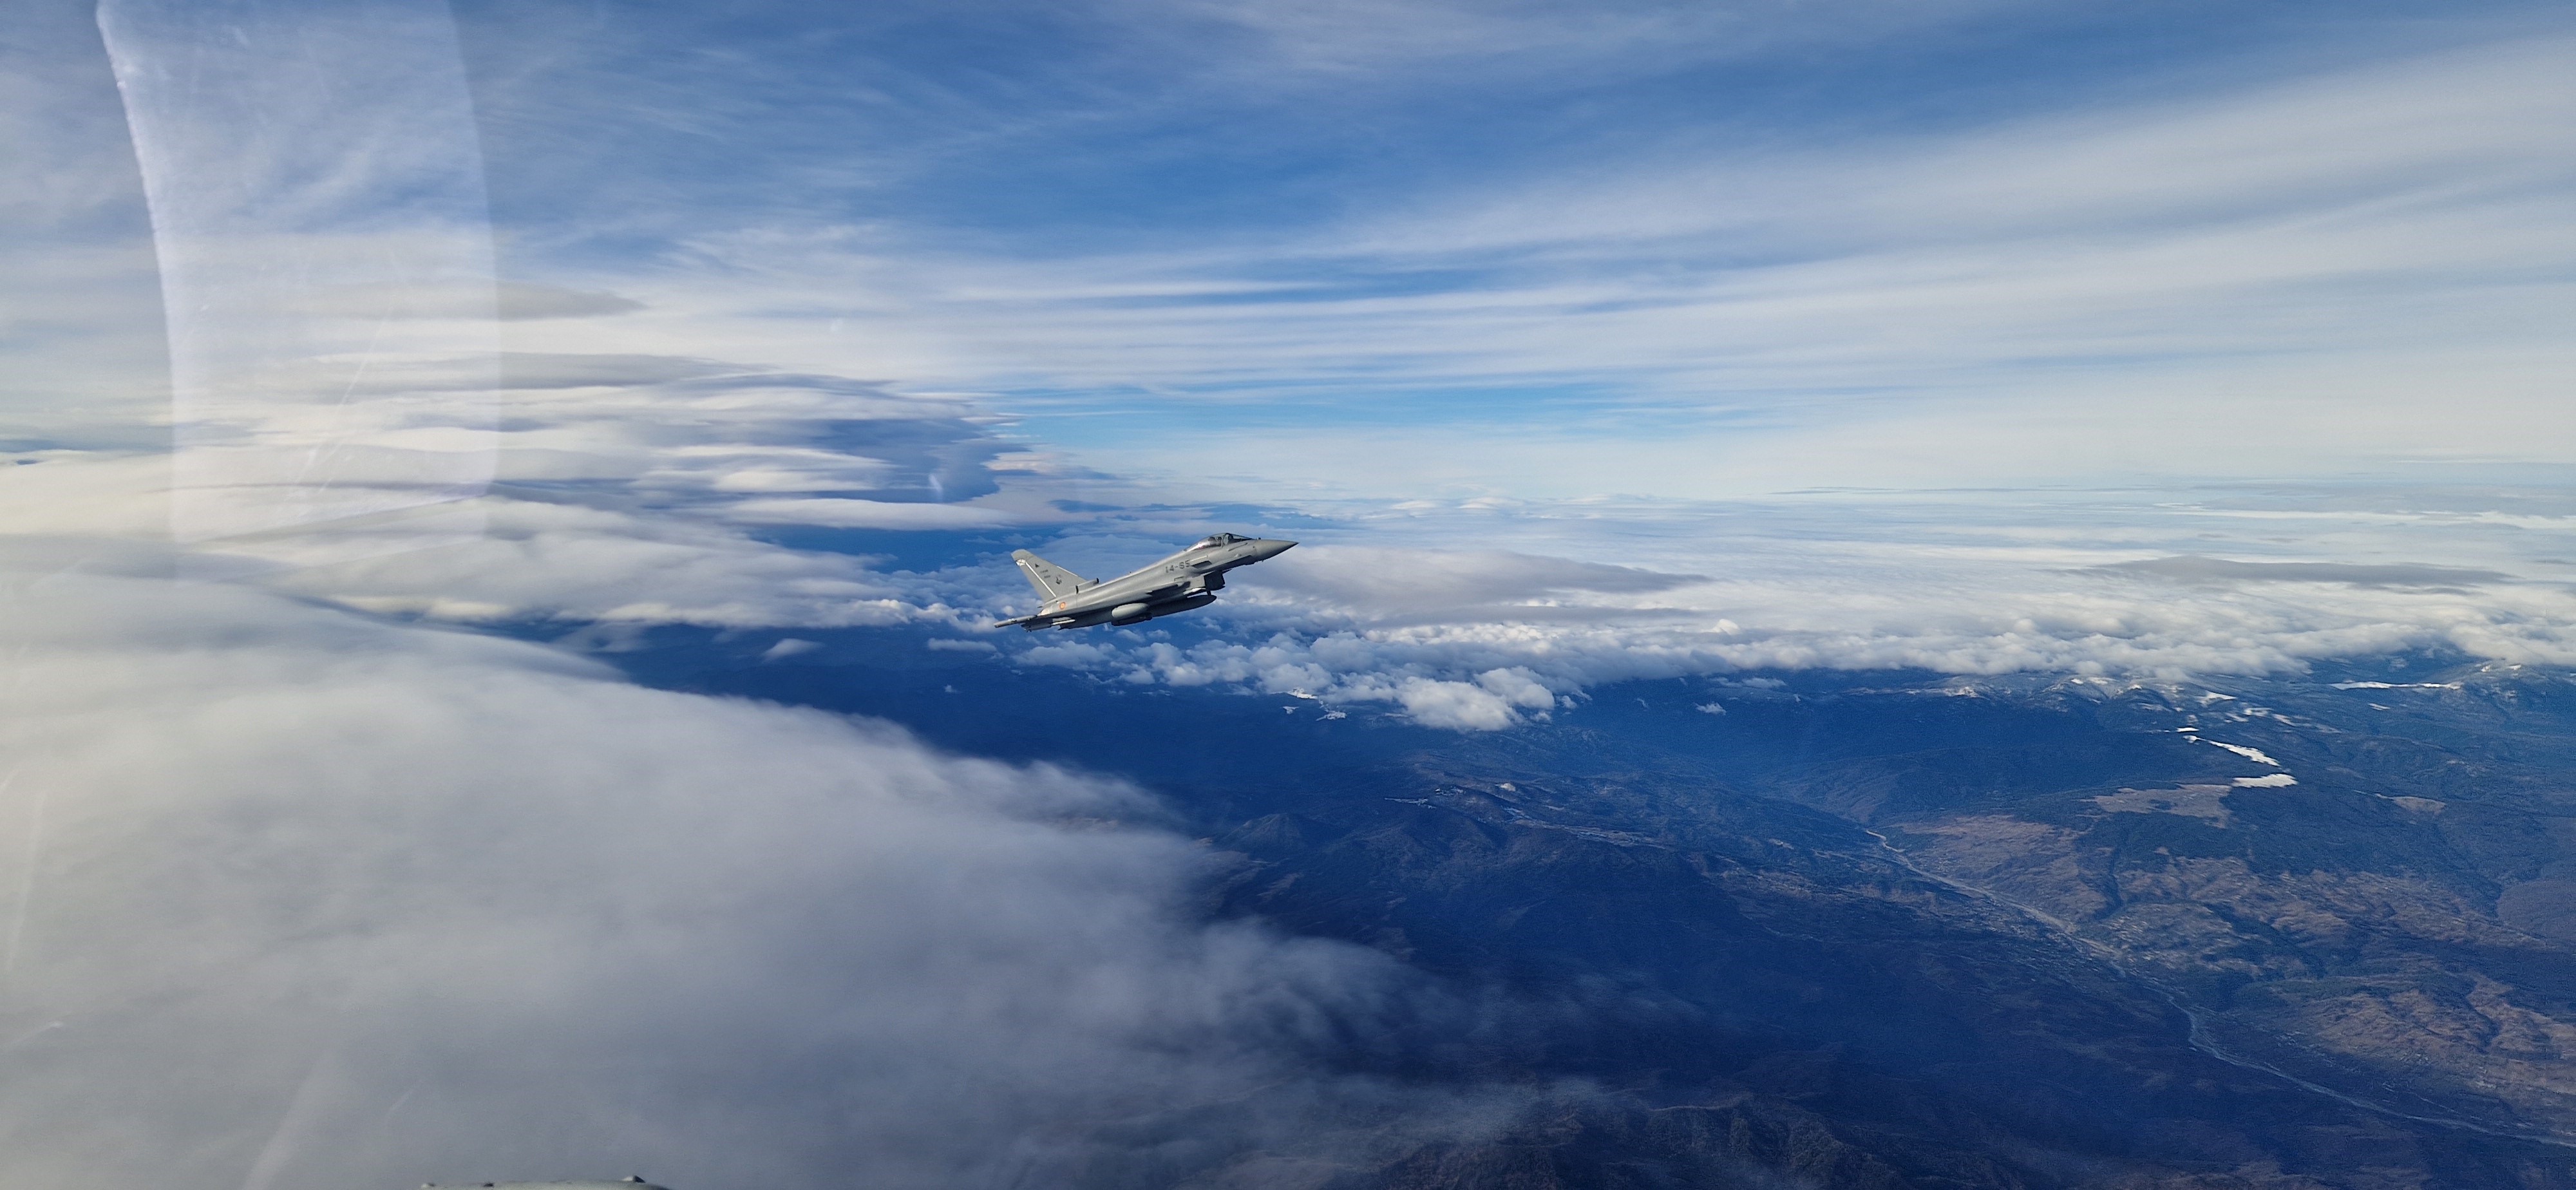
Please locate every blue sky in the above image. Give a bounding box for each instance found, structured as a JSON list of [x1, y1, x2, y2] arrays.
[[424, 0, 2576, 500], [457, 0, 2544, 245], [4, 4, 2576, 1184], [8, 0, 2569, 663]]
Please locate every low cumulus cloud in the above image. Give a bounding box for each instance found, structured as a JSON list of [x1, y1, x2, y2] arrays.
[[972, 495, 2576, 729], [137, 454, 2558, 735], [75, 433, 2551, 732], [0, 550, 1513, 1189]]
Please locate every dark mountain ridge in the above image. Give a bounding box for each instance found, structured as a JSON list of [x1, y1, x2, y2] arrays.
[[576, 624, 2576, 1187]]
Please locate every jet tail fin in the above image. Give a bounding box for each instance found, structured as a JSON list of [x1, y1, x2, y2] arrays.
[[1011, 549, 1089, 600]]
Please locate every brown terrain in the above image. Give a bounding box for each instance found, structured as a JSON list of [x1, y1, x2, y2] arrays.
[[1859, 673, 2576, 1147], [645, 632, 2576, 1186]]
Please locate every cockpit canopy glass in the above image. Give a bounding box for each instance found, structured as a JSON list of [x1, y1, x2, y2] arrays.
[[1191, 533, 1249, 549]]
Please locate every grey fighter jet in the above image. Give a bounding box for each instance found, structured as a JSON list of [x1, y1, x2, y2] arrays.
[[422, 1181, 669, 1189], [996, 533, 1295, 630]]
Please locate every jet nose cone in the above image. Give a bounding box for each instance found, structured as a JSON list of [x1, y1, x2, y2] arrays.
[[1251, 538, 1296, 560]]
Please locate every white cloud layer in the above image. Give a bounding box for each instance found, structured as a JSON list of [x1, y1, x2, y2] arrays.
[[12, 364, 2566, 735], [15, 0, 2573, 733], [16, 419, 2553, 733], [10, 11, 2573, 1190], [986, 492, 2576, 728], [0, 550, 1511, 1189]]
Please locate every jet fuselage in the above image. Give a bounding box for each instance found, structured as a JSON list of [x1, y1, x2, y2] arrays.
[[996, 533, 1294, 630]]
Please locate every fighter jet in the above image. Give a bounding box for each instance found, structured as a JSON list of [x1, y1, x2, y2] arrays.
[[422, 1180, 668, 1189], [996, 533, 1294, 630]]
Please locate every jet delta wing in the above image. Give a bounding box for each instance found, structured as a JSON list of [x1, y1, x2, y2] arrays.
[[996, 533, 1294, 630]]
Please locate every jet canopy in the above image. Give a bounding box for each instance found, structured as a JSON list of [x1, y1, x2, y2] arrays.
[[1191, 533, 1250, 549]]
